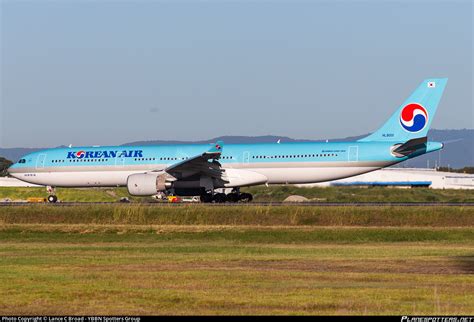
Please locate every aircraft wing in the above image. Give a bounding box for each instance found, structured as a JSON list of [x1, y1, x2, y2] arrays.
[[158, 141, 226, 180]]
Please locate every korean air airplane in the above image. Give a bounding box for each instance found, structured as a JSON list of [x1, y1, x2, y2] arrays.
[[8, 78, 447, 203]]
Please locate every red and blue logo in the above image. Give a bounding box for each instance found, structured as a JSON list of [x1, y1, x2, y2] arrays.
[[75, 150, 86, 159], [400, 103, 428, 133]]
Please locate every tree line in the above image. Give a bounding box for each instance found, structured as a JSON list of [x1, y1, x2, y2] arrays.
[[0, 157, 13, 177], [437, 166, 474, 174]]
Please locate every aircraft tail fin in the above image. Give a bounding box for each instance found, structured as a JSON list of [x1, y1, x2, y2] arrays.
[[358, 78, 448, 142], [204, 140, 224, 159]]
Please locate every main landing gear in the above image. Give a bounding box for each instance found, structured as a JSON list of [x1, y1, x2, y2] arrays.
[[46, 186, 58, 203], [200, 189, 253, 203]]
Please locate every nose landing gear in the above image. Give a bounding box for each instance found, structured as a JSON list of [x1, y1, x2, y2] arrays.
[[46, 186, 58, 203], [47, 195, 58, 203]]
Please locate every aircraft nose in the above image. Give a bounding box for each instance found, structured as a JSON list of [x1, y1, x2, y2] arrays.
[[7, 163, 19, 175]]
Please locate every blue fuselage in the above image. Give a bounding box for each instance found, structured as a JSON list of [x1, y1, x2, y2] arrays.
[[8, 140, 443, 188]]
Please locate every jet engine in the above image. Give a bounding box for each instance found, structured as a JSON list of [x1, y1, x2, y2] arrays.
[[127, 172, 172, 196]]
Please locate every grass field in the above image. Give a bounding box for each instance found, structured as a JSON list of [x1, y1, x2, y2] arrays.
[[1, 185, 473, 203], [0, 205, 473, 315], [245, 185, 474, 203]]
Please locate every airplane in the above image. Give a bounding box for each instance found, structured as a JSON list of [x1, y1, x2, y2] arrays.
[[8, 78, 447, 203]]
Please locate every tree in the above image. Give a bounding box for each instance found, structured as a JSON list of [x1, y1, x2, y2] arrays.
[[438, 166, 474, 174], [0, 157, 13, 177]]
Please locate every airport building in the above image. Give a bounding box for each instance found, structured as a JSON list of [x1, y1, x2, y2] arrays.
[[299, 168, 474, 190]]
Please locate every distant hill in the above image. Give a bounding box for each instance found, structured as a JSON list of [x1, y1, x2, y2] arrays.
[[122, 134, 365, 145], [123, 129, 473, 168], [1, 129, 472, 168], [395, 129, 473, 169], [0, 148, 42, 165]]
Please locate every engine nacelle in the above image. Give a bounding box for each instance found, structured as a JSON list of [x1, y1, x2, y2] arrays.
[[127, 172, 171, 196]]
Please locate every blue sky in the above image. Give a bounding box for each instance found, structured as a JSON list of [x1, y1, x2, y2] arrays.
[[1, 0, 472, 148]]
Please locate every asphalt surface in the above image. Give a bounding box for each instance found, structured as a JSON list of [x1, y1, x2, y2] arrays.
[[1, 202, 473, 207]]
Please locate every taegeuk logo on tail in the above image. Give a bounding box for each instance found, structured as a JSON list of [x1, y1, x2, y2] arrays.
[[399, 103, 428, 133]]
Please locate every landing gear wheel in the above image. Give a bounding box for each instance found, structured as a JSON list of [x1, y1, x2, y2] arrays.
[[47, 195, 58, 203], [213, 193, 227, 203], [239, 193, 253, 203], [200, 193, 213, 203], [226, 193, 240, 203]]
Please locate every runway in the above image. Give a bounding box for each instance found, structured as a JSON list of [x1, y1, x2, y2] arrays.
[[1, 201, 473, 207]]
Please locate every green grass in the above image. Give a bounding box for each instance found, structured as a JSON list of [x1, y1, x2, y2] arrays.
[[0, 205, 473, 315], [0, 204, 473, 227], [0, 226, 472, 315], [1, 226, 473, 244], [0, 204, 474, 227], [0, 187, 134, 202], [245, 185, 474, 203], [1, 186, 473, 203]]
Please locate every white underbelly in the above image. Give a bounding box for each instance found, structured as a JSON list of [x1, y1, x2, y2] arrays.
[[12, 171, 136, 187], [12, 165, 385, 187], [248, 166, 382, 184]]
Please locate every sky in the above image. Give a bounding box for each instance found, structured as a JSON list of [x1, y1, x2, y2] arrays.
[[1, 0, 472, 148]]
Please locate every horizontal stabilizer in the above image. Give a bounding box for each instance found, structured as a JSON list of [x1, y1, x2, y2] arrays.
[[391, 137, 427, 157]]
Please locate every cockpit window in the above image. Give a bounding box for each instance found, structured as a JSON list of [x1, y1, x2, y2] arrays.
[[18, 159, 26, 164]]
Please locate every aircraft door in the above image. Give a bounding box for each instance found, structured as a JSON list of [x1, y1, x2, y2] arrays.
[[115, 155, 126, 167], [36, 154, 46, 169], [348, 146, 359, 162], [243, 151, 250, 165]]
